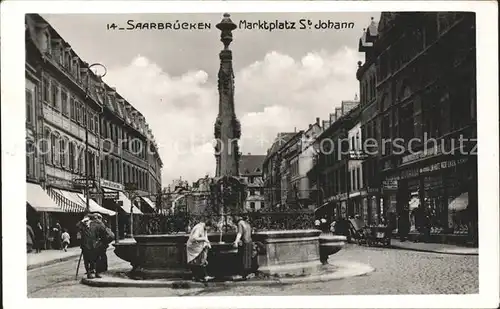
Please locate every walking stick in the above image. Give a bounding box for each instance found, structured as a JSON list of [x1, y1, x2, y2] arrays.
[[75, 250, 83, 280]]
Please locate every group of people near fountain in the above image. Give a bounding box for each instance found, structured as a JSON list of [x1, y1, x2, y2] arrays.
[[186, 215, 253, 282]]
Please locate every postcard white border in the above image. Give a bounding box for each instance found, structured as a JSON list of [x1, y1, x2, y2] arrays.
[[1, 1, 498, 308]]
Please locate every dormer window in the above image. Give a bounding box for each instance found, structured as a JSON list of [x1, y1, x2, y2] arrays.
[[43, 31, 51, 53], [74, 60, 80, 81], [72, 58, 79, 79], [64, 52, 71, 70]]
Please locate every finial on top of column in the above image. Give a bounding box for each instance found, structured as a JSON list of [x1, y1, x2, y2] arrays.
[[216, 13, 237, 50]]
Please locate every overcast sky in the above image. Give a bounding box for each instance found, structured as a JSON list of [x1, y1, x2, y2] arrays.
[[42, 12, 380, 186]]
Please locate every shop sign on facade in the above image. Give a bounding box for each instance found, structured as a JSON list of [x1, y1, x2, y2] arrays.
[[103, 191, 119, 200], [420, 157, 468, 174], [46, 175, 73, 189], [73, 178, 96, 188], [400, 168, 419, 179], [401, 145, 442, 164], [100, 179, 124, 191], [383, 179, 398, 189]]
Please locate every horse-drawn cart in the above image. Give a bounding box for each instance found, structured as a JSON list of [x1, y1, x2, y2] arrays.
[[349, 218, 391, 247]]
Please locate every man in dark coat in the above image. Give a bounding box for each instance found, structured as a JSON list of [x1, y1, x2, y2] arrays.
[[27, 222, 35, 253], [34, 222, 45, 253], [95, 214, 115, 274], [77, 214, 108, 279]]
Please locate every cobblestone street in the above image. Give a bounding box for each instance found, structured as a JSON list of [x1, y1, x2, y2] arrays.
[[28, 244, 478, 297]]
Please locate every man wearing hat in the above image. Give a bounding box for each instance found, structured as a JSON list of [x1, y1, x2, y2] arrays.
[[77, 213, 108, 279], [232, 214, 253, 280], [94, 213, 115, 274]]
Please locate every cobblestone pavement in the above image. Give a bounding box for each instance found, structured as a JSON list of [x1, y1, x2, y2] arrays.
[[28, 244, 478, 297]]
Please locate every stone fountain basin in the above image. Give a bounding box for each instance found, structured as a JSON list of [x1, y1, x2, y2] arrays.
[[114, 229, 330, 279]]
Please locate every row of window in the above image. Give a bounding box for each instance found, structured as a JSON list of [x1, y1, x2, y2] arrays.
[[350, 166, 363, 192], [361, 74, 376, 106], [38, 78, 151, 162], [101, 156, 150, 192], [28, 131, 151, 192], [322, 168, 347, 198], [41, 78, 100, 134], [378, 86, 474, 155], [41, 29, 83, 83], [40, 129, 97, 175], [375, 13, 463, 84], [100, 117, 148, 160]]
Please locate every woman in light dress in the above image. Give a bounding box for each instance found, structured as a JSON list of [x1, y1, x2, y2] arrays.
[[186, 221, 214, 282]]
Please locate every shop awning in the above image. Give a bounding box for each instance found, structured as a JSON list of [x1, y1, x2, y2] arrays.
[[409, 197, 420, 210], [26, 182, 65, 212], [140, 196, 156, 211], [103, 188, 142, 214], [76, 193, 116, 216], [448, 192, 469, 212], [56, 189, 87, 212]]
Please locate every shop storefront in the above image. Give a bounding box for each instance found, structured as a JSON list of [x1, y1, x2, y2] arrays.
[[396, 153, 475, 240], [26, 181, 66, 249]]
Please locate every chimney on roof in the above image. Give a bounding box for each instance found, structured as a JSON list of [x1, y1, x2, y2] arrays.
[[309, 124, 312, 129], [294, 127, 297, 132], [316, 117, 320, 125]]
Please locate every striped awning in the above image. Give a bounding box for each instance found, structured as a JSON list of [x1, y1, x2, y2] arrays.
[[52, 189, 86, 213], [27, 183, 65, 212], [140, 196, 156, 211], [76, 193, 116, 216]]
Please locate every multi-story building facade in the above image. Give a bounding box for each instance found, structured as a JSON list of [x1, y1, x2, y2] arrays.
[[347, 121, 365, 219], [239, 154, 266, 211], [357, 12, 477, 241], [262, 132, 296, 208], [308, 101, 360, 220], [296, 120, 323, 209], [25, 14, 163, 242], [278, 131, 304, 209], [356, 17, 382, 226]]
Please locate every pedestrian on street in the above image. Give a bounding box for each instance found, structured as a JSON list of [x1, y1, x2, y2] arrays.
[[61, 229, 70, 252], [52, 222, 62, 249], [232, 215, 254, 280], [77, 214, 108, 279], [27, 221, 35, 253], [186, 220, 214, 282], [77, 216, 92, 275], [96, 215, 115, 274], [35, 222, 44, 253]]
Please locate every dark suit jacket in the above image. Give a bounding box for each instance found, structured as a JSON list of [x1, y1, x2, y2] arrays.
[[80, 221, 108, 251]]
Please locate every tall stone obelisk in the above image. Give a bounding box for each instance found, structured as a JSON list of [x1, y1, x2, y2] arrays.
[[214, 13, 241, 177]]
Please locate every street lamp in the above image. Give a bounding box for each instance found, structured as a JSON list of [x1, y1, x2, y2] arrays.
[[84, 63, 107, 214]]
